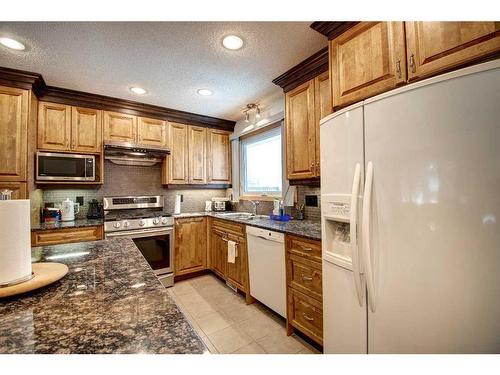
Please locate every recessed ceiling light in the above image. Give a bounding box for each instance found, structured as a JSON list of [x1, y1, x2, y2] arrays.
[[197, 89, 214, 96], [0, 37, 25, 51], [222, 35, 244, 50], [130, 87, 147, 95]]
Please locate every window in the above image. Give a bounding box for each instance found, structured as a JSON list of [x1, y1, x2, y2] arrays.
[[240, 126, 282, 197]]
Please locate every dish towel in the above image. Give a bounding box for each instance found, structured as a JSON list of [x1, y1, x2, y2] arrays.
[[227, 240, 237, 263]]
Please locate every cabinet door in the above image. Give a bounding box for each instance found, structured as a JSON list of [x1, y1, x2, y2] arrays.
[[71, 107, 102, 153], [330, 22, 407, 108], [0, 86, 28, 182], [314, 71, 332, 177], [0, 182, 27, 199], [188, 126, 207, 184], [226, 234, 248, 291], [167, 122, 189, 184], [175, 217, 207, 276], [405, 22, 500, 81], [38, 101, 71, 151], [103, 111, 137, 143], [207, 129, 231, 184], [211, 229, 227, 279], [285, 79, 317, 180], [137, 117, 167, 146]]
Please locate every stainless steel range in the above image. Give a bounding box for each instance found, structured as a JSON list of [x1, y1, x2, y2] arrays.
[[103, 195, 174, 287]]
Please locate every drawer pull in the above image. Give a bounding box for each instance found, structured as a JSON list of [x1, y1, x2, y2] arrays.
[[301, 274, 313, 282], [302, 313, 314, 322], [301, 246, 313, 252]]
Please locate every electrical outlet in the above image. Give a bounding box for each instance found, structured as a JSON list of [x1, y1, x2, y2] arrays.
[[76, 196, 84, 206], [305, 195, 318, 207]]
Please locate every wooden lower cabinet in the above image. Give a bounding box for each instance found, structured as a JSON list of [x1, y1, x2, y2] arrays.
[[285, 234, 323, 346], [31, 225, 103, 246], [174, 217, 207, 276], [209, 219, 252, 303], [0, 182, 27, 199]]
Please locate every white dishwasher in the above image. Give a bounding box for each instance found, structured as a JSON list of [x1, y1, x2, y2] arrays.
[[246, 226, 286, 317]]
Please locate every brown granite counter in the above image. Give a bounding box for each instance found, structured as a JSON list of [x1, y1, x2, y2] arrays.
[[31, 218, 104, 232], [0, 238, 207, 354]]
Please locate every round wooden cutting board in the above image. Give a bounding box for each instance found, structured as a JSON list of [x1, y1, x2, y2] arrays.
[[0, 262, 69, 298]]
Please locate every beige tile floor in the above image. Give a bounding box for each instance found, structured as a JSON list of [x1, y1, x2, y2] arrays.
[[167, 274, 321, 354]]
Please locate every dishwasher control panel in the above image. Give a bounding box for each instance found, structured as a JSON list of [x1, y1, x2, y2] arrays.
[[246, 226, 284, 242]]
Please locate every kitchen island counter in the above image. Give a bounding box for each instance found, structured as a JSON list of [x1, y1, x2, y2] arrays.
[[31, 218, 104, 232], [0, 238, 206, 354]]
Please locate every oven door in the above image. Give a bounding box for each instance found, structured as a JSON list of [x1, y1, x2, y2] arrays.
[[105, 228, 174, 277]]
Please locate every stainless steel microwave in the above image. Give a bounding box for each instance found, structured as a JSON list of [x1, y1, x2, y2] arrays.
[[36, 152, 96, 181]]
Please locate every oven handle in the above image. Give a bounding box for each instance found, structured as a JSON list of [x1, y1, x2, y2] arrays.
[[105, 227, 173, 239]]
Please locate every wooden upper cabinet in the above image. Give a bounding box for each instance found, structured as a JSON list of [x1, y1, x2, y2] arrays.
[[0, 86, 28, 182], [207, 129, 231, 184], [174, 217, 207, 276], [167, 122, 189, 184], [38, 102, 71, 151], [285, 79, 317, 180], [330, 22, 407, 109], [405, 22, 500, 81], [137, 117, 166, 146], [103, 111, 137, 143], [188, 126, 207, 184], [314, 71, 331, 175], [71, 107, 102, 153]]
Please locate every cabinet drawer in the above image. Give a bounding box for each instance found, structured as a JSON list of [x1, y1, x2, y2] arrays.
[[288, 288, 323, 345], [31, 226, 103, 246], [212, 218, 245, 237], [286, 235, 321, 262], [288, 254, 322, 301]]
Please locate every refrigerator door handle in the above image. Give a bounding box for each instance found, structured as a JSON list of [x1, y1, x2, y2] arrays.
[[362, 161, 377, 312], [350, 162, 364, 306]]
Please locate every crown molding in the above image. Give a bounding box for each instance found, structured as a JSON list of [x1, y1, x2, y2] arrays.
[[0, 66, 235, 131], [272, 47, 329, 93], [309, 21, 359, 40]]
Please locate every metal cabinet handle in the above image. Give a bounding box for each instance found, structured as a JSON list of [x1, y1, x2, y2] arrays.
[[395, 60, 402, 79], [301, 274, 313, 282], [302, 313, 314, 321], [409, 54, 416, 73], [301, 246, 313, 252]]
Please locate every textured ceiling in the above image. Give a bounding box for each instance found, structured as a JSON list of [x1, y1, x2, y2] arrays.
[[0, 22, 327, 121]]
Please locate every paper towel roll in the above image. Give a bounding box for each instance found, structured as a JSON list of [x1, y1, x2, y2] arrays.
[[174, 194, 182, 214], [0, 200, 32, 285]]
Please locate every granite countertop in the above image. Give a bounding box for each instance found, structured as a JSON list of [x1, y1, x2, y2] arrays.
[[0, 238, 206, 354], [175, 212, 321, 241], [31, 218, 104, 232]]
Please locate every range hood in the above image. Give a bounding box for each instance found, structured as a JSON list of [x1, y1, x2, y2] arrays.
[[104, 141, 170, 166]]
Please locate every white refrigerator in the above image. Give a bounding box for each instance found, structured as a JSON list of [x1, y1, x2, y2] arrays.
[[320, 59, 500, 354]]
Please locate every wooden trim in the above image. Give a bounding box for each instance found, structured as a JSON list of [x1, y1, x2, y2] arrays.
[[289, 178, 320, 187], [309, 21, 360, 40], [0, 66, 46, 96], [0, 66, 235, 131], [239, 195, 280, 202], [39, 86, 235, 131], [272, 48, 329, 93], [163, 183, 231, 189]]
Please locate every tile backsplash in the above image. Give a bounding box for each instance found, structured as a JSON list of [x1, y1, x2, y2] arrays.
[[41, 161, 227, 218]]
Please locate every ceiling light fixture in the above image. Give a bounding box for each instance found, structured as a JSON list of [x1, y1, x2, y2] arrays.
[[243, 103, 260, 123], [130, 87, 147, 95], [222, 35, 244, 50], [0, 37, 26, 51], [197, 89, 214, 96]]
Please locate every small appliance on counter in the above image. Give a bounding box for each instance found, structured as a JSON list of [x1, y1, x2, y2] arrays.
[[212, 197, 231, 211], [61, 198, 80, 222], [86, 199, 103, 219]]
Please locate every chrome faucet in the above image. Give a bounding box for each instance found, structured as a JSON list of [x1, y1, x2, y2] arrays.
[[250, 200, 260, 216]]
